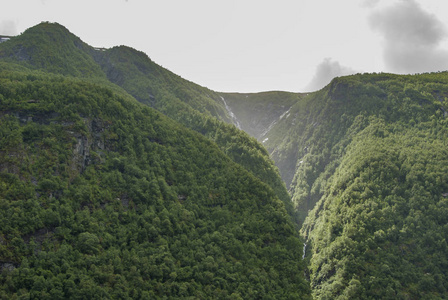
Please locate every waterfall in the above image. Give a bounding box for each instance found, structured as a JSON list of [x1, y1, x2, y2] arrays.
[[220, 96, 241, 129], [302, 242, 307, 260], [260, 107, 291, 138]]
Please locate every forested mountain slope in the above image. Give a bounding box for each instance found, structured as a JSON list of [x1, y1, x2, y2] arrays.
[[3, 21, 448, 299], [264, 72, 448, 299], [0, 24, 311, 298], [0, 22, 105, 79], [0, 65, 311, 299], [93, 45, 292, 213], [0, 22, 292, 215]]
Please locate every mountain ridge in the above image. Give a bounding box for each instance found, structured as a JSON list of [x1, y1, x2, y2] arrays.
[[0, 22, 293, 214], [2, 21, 448, 299], [265, 72, 448, 298], [0, 22, 311, 298]]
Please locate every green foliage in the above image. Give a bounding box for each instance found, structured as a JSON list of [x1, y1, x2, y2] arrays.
[[0, 22, 293, 219], [265, 72, 448, 299], [92, 44, 294, 215], [95, 45, 230, 122], [265, 72, 448, 221], [0, 66, 310, 298], [7, 21, 448, 300], [303, 119, 448, 299], [0, 22, 105, 79]]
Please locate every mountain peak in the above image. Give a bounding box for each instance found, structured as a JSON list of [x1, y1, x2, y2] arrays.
[[21, 21, 84, 48], [0, 22, 105, 78], [25, 21, 72, 35]]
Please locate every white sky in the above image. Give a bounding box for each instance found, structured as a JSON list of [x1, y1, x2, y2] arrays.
[[1, 0, 448, 92]]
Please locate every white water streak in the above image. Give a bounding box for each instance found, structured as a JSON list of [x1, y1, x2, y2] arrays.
[[220, 96, 241, 129], [260, 107, 292, 138]]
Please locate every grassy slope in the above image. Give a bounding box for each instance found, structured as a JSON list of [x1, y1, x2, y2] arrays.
[[219, 91, 303, 140]]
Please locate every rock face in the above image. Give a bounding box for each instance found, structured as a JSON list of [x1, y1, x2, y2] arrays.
[[71, 118, 107, 173], [0, 263, 16, 272], [8, 110, 107, 175]]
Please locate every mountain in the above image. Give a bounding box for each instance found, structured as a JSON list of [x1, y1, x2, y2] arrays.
[[193, 67, 448, 299], [217, 91, 307, 191], [0, 22, 104, 79], [0, 22, 293, 215], [92, 45, 293, 215], [2, 21, 448, 299], [218, 91, 303, 141], [264, 73, 448, 298], [0, 23, 311, 298]]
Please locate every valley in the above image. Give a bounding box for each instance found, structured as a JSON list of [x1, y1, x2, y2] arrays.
[[0, 22, 448, 299]]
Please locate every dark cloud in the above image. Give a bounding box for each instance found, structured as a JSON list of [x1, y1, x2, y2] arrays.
[[369, 0, 448, 73], [0, 20, 18, 36], [305, 58, 356, 91]]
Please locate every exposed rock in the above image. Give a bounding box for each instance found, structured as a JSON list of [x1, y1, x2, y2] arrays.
[[71, 118, 108, 173], [119, 194, 129, 208], [0, 262, 16, 272], [23, 228, 54, 245], [13, 111, 60, 125]]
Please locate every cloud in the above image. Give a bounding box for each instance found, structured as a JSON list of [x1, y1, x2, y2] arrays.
[[0, 20, 18, 36], [369, 0, 448, 73], [304, 58, 356, 91], [361, 0, 381, 8]]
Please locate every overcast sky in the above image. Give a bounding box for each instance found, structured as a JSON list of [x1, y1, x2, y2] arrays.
[[2, 0, 448, 92]]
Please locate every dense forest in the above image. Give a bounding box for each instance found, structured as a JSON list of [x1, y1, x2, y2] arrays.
[[0, 23, 310, 298], [1, 21, 448, 299], [259, 73, 448, 298]]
